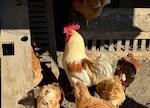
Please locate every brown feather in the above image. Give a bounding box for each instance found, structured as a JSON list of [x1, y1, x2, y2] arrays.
[[74, 81, 116, 108], [96, 76, 126, 107], [37, 83, 64, 108], [67, 62, 83, 72], [32, 47, 43, 86]]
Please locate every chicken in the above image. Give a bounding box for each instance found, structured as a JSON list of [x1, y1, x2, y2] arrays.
[[72, 0, 111, 25], [62, 24, 113, 87], [74, 81, 116, 108], [114, 53, 140, 91], [96, 76, 126, 107], [37, 83, 64, 108], [123, 53, 140, 73], [32, 47, 43, 86]]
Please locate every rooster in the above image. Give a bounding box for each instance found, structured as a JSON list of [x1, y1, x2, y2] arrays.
[[37, 83, 64, 108], [96, 75, 126, 107], [62, 24, 113, 87], [74, 81, 116, 108], [114, 53, 140, 91], [72, 0, 111, 25]]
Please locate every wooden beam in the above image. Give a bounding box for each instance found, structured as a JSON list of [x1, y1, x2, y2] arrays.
[[46, 0, 57, 63]]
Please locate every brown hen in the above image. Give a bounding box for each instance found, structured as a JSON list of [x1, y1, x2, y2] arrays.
[[114, 53, 140, 91], [37, 83, 64, 108], [74, 81, 116, 108], [96, 76, 126, 107]]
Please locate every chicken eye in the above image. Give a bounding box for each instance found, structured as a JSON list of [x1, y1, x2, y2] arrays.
[[44, 89, 49, 95]]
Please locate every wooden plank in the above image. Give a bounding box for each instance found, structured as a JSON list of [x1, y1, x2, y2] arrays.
[[125, 40, 130, 51], [1, 0, 33, 108], [91, 40, 96, 51], [141, 39, 146, 51], [117, 40, 122, 51], [28, 7, 46, 11], [30, 18, 47, 22], [33, 40, 49, 44], [109, 40, 114, 51], [81, 31, 150, 40], [46, 0, 57, 63], [30, 23, 48, 28], [100, 40, 105, 51], [133, 39, 138, 51], [30, 29, 48, 33], [28, 2, 46, 7], [147, 39, 150, 51], [85, 39, 88, 50]]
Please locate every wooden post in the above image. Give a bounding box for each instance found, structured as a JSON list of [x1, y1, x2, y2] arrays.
[[46, 0, 57, 63], [0, 0, 33, 108]]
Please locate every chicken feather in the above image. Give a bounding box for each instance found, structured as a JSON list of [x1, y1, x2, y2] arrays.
[[83, 54, 113, 85]]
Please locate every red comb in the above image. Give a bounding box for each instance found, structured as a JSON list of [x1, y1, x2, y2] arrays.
[[64, 24, 80, 33]]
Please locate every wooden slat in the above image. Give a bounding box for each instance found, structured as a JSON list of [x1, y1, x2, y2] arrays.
[[30, 28, 48, 33], [133, 39, 138, 51], [30, 17, 47, 22], [81, 31, 150, 40], [30, 23, 48, 28], [100, 40, 105, 51], [148, 40, 150, 51], [125, 40, 130, 51], [141, 39, 146, 51], [28, 2, 46, 7], [85, 39, 88, 50], [91, 40, 96, 51], [46, 0, 57, 63], [117, 40, 122, 51], [109, 40, 114, 51], [28, 12, 46, 16], [34, 34, 47, 38], [33, 39, 49, 44], [28, 7, 46, 11]]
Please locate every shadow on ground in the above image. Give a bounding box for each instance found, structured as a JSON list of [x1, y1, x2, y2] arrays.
[[120, 96, 148, 108]]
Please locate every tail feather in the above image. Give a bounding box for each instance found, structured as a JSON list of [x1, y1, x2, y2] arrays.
[[95, 54, 113, 75], [83, 54, 113, 85]]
